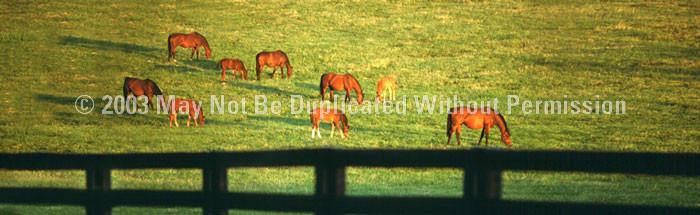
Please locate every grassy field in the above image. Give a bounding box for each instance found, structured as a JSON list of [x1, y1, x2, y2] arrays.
[[0, 0, 699, 214]]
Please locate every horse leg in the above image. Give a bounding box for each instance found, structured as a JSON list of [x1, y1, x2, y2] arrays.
[[456, 127, 462, 146], [331, 123, 335, 138], [345, 90, 351, 103], [196, 48, 200, 59], [171, 113, 179, 127], [484, 126, 491, 146], [447, 126, 454, 145], [221, 68, 227, 81], [477, 128, 485, 145], [186, 114, 191, 127], [311, 126, 316, 138], [190, 48, 195, 60], [146, 94, 154, 109]]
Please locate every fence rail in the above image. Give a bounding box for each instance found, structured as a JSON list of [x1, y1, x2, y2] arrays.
[[0, 149, 698, 214]]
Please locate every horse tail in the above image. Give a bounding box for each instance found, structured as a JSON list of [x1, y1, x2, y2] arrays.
[[123, 77, 131, 99], [255, 52, 262, 80], [167, 34, 174, 59], [446, 111, 453, 138], [497, 112, 510, 135], [319, 73, 327, 97]]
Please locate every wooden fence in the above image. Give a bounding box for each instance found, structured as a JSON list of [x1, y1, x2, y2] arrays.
[[0, 149, 699, 214]]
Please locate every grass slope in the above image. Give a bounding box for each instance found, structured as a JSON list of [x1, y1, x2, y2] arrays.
[[0, 0, 698, 214]]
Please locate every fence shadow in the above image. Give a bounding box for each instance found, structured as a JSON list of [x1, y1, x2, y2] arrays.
[[59, 36, 161, 58]]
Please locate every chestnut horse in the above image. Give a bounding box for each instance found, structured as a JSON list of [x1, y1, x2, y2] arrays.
[[310, 108, 349, 138], [446, 107, 511, 147], [375, 75, 397, 102], [169, 98, 205, 127], [123, 77, 165, 109], [219, 58, 248, 81], [167, 32, 211, 61], [319, 73, 364, 104], [255, 50, 293, 80]]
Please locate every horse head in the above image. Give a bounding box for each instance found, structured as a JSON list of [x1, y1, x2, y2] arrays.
[[204, 46, 212, 59], [357, 92, 364, 105]]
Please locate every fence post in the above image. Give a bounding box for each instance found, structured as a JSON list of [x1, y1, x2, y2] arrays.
[[203, 161, 228, 215], [86, 167, 111, 215], [315, 150, 346, 215], [463, 149, 502, 213]]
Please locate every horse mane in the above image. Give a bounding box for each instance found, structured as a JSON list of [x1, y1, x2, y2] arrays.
[[123, 77, 133, 99], [192, 32, 210, 49], [145, 79, 163, 95], [340, 113, 349, 129], [496, 112, 510, 135], [346, 73, 363, 95]]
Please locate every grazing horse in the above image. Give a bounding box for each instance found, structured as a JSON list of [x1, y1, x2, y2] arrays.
[[168, 98, 205, 127], [319, 73, 364, 104], [123, 77, 165, 109], [446, 107, 512, 147], [219, 58, 248, 81], [167, 32, 211, 61], [255, 50, 293, 80], [375, 75, 397, 102], [310, 108, 349, 138]]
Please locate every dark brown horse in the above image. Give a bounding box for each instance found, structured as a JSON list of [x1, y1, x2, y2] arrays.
[[320, 73, 364, 104], [255, 50, 292, 80], [310, 107, 349, 138], [123, 77, 165, 109], [168, 32, 211, 61], [446, 107, 511, 147], [219, 58, 248, 81]]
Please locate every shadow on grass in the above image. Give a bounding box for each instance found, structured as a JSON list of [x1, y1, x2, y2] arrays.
[[153, 59, 218, 74], [295, 82, 318, 92], [53, 111, 165, 126], [35, 93, 75, 106], [58, 36, 161, 58], [236, 82, 298, 97], [0, 209, 19, 215], [248, 115, 308, 127]]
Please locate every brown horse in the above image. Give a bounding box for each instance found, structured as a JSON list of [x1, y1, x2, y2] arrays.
[[255, 50, 293, 80], [169, 98, 205, 127], [123, 77, 165, 109], [219, 58, 248, 81], [446, 107, 511, 147], [310, 108, 349, 138], [375, 75, 397, 102], [320, 73, 364, 104], [168, 32, 211, 61]]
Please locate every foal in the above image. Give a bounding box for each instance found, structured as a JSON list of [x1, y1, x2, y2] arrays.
[[169, 98, 205, 127], [310, 108, 349, 138], [375, 75, 397, 102], [219, 58, 248, 81]]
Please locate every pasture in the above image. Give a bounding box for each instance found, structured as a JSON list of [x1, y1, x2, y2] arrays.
[[0, 0, 698, 214]]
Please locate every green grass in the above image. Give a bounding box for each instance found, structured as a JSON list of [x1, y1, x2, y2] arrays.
[[1, 0, 699, 214]]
